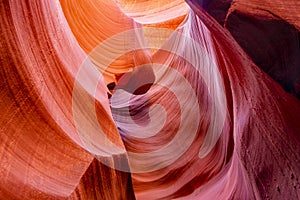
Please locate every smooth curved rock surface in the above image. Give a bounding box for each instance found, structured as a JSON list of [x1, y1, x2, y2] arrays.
[[0, 0, 299, 199], [197, 0, 300, 98]]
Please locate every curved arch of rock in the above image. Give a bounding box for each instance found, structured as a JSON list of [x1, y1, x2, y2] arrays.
[[0, 0, 299, 199]]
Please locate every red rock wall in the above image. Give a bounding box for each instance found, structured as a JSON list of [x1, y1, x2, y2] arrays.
[[197, 0, 300, 98], [0, 0, 299, 199]]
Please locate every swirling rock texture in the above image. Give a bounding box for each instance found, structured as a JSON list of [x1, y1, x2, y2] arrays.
[[0, 0, 299, 199], [198, 0, 300, 98]]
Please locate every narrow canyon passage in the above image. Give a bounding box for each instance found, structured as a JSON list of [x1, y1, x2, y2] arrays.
[[0, 0, 299, 199]]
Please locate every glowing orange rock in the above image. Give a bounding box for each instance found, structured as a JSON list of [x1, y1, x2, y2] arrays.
[[0, 0, 299, 199]]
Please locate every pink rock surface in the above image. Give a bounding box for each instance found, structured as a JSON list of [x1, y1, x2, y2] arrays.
[[0, 0, 299, 199]]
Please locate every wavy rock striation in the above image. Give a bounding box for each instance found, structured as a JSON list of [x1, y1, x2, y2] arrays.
[[0, 0, 299, 199]]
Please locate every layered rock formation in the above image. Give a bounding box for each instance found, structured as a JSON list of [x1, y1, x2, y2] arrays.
[[197, 0, 300, 98], [0, 0, 299, 199]]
